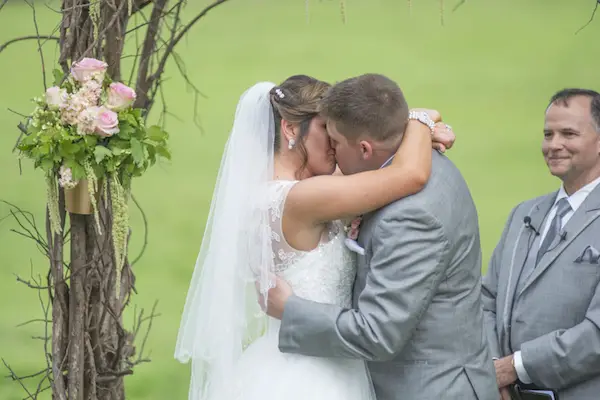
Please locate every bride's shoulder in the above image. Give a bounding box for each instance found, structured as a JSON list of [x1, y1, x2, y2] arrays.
[[266, 179, 299, 198]]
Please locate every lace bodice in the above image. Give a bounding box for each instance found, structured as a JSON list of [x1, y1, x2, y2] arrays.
[[267, 180, 356, 308]]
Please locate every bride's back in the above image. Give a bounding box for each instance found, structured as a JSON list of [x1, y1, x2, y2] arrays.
[[267, 180, 356, 308]]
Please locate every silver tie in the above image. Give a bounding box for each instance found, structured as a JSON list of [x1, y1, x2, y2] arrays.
[[536, 198, 571, 264]]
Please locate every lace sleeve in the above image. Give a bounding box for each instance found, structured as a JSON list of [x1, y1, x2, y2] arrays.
[[267, 180, 302, 273]]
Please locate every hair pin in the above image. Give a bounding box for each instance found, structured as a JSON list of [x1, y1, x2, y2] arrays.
[[275, 88, 285, 99]]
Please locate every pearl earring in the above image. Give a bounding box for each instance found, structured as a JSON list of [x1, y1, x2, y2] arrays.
[[288, 139, 295, 150]]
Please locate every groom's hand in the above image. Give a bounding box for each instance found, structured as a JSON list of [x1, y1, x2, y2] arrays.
[[499, 387, 512, 400], [260, 276, 293, 320]]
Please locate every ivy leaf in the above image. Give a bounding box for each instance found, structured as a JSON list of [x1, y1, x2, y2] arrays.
[[130, 138, 144, 166], [94, 146, 113, 164]]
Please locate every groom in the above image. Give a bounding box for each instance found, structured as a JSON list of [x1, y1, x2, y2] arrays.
[[264, 73, 499, 400]]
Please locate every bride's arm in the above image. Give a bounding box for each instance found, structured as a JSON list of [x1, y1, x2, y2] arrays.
[[286, 119, 433, 225]]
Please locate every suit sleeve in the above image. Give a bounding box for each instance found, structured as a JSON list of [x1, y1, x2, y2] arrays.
[[481, 205, 518, 359], [520, 280, 600, 389], [278, 206, 450, 361]]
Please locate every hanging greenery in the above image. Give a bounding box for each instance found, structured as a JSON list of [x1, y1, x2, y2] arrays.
[[16, 57, 171, 296]]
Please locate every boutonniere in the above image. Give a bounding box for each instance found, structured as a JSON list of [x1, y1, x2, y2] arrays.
[[345, 216, 363, 240], [344, 216, 365, 255]]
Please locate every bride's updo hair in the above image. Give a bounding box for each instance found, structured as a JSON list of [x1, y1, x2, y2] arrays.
[[270, 75, 331, 176]]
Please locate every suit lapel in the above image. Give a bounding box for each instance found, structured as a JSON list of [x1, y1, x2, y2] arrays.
[[520, 184, 600, 294], [502, 194, 555, 341]]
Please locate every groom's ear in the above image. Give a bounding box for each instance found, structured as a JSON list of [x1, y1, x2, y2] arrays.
[[358, 140, 374, 160]]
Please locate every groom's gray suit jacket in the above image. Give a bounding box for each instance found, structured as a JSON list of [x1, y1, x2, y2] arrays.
[[279, 151, 499, 400]]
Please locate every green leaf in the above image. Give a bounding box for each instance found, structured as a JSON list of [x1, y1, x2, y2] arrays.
[[108, 138, 130, 149], [118, 123, 135, 139], [39, 143, 51, 155], [93, 164, 106, 181], [156, 145, 171, 160], [69, 162, 85, 180], [94, 146, 113, 164], [125, 112, 139, 127], [84, 135, 98, 147], [41, 159, 54, 171], [52, 69, 65, 86], [148, 125, 167, 141], [143, 138, 159, 147], [130, 138, 144, 165], [60, 141, 80, 155]]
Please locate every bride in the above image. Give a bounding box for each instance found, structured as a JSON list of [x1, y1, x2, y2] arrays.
[[174, 75, 453, 400]]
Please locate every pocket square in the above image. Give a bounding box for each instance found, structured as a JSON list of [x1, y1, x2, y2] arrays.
[[575, 245, 600, 264]]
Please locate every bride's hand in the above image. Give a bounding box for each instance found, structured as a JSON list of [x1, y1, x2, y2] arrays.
[[432, 122, 455, 153]]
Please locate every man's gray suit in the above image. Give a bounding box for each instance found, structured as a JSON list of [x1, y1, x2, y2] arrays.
[[279, 151, 499, 400], [482, 184, 600, 400]]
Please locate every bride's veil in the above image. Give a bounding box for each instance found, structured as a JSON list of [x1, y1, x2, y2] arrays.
[[174, 81, 278, 399]]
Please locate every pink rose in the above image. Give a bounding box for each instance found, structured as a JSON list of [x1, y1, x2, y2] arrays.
[[70, 57, 107, 83], [107, 82, 136, 110], [94, 106, 120, 137], [348, 227, 359, 240], [45, 86, 67, 109]]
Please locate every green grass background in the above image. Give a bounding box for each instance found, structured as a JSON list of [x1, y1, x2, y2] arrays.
[[0, 0, 599, 398]]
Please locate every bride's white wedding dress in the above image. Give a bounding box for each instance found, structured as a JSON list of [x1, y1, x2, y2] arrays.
[[211, 180, 375, 400]]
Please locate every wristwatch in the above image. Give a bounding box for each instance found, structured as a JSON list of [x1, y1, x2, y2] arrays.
[[408, 110, 435, 135]]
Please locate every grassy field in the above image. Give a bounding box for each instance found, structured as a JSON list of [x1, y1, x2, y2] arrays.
[[0, 0, 599, 398]]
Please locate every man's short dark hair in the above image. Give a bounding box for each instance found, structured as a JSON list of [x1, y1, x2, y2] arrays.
[[319, 73, 409, 142], [548, 88, 600, 132]]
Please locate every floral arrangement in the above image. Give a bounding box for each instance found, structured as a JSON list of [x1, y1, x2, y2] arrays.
[[16, 57, 170, 283]]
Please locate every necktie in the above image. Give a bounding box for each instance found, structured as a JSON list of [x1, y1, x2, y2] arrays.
[[536, 198, 571, 264]]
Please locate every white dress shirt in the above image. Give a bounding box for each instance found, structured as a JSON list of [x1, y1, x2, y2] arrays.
[[514, 175, 600, 383]]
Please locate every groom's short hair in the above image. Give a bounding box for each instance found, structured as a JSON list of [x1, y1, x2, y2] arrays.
[[319, 73, 409, 142]]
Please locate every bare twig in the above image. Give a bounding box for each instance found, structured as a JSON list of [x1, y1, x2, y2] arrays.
[[132, 300, 158, 366], [576, 0, 600, 34], [0, 35, 60, 54], [130, 195, 148, 266], [134, 0, 168, 110], [453, 0, 466, 12], [2, 358, 35, 399], [148, 0, 232, 92], [16, 319, 52, 328], [24, 0, 48, 90]]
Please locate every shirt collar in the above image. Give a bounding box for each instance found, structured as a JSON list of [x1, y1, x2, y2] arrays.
[[555, 175, 600, 212], [380, 155, 394, 169]]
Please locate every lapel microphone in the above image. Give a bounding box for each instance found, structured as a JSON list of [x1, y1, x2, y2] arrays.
[[523, 216, 540, 236], [560, 231, 568, 241]]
